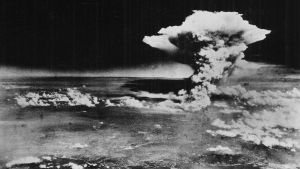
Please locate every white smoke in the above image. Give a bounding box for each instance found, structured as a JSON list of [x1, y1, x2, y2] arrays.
[[142, 10, 270, 110], [100, 11, 271, 112], [143, 11, 270, 51], [13, 11, 271, 113], [142, 35, 178, 53]]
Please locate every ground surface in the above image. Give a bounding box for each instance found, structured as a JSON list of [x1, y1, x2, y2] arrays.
[[0, 63, 300, 169]]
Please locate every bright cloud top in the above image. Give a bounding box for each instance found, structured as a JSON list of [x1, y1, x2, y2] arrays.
[[143, 11, 270, 52]]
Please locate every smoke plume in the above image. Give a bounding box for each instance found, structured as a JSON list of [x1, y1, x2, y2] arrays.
[[143, 11, 270, 110], [12, 11, 271, 112]]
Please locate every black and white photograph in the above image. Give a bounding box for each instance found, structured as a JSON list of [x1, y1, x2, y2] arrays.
[[0, 0, 300, 168]]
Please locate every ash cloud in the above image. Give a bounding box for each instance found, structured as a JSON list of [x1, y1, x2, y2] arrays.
[[100, 11, 271, 112], [12, 11, 271, 113], [143, 11, 270, 52], [142, 10, 270, 110]]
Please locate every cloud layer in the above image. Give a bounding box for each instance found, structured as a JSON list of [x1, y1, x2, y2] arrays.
[[0, 62, 193, 79]]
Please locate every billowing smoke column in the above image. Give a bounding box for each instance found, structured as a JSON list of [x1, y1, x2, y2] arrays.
[[13, 11, 271, 112], [143, 11, 270, 110]]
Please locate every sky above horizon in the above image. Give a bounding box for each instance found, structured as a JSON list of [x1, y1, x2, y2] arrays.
[[0, 0, 299, 71]]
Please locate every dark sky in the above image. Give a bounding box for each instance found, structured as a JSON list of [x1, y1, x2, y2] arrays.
[[0, 0, 299, 70]]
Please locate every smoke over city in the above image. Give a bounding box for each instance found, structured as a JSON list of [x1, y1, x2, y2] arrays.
[[142, 11, 270, 110]]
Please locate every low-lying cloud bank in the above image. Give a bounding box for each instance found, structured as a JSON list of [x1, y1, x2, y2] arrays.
[[11, 77, 300, 154], [208, 85, 300, 151], [0, 62, 193, 79], [15, 88, 99, 108]]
